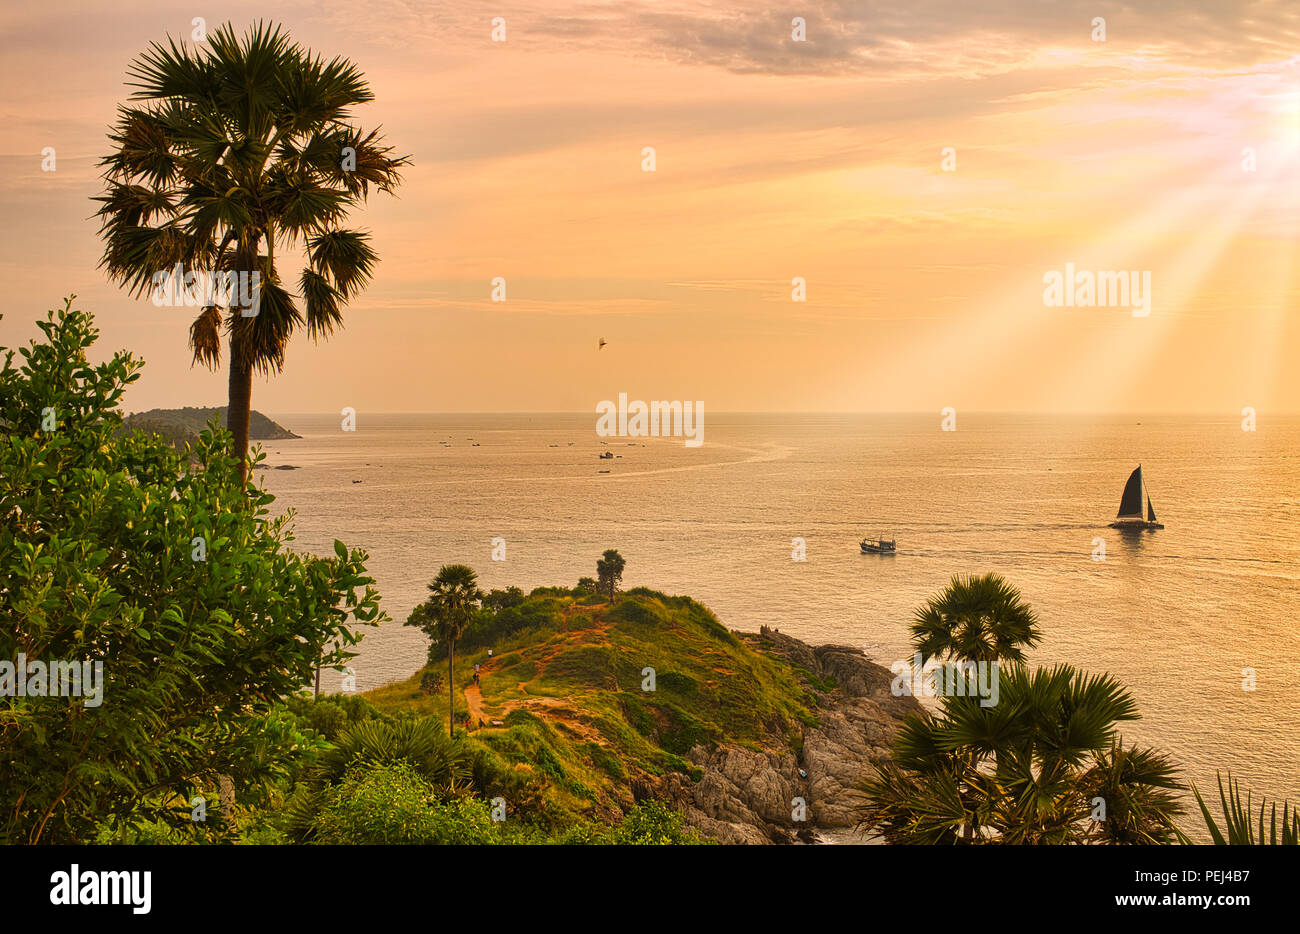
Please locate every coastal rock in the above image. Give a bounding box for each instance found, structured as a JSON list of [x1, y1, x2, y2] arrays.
[[651, 629, 921, 844]]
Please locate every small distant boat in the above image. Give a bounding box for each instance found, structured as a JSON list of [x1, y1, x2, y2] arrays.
[[1108, 465, 1164, 529], [860, 536, 897, 554], [599, 451, 614, 459]]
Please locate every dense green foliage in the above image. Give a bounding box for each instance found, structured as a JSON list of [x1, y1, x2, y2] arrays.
[[0, 301, 383, 843], [315, 763, 497, 844]]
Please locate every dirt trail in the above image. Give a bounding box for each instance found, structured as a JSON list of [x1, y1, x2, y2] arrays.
[[464, 614, 617, 735], [465, 682, 489, 725]]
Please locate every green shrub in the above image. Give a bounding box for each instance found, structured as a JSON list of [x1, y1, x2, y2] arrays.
[[657, 671, 698, 695], [585, 742, 625, 780], [608, 801, 707, 845], [282, 693, 386, 742], [0, 301, 384, 844], [314, 763, 497, 845], [608, 598, 662, 626], [619, 695, 656, 737], [503, 708, 545, 729], [657, 704, 712, 756]]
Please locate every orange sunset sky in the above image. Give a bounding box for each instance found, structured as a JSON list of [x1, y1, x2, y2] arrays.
[[0, 0, 1296, 414]]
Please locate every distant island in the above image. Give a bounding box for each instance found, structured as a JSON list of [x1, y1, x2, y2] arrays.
[[122, 406, 301, 448]]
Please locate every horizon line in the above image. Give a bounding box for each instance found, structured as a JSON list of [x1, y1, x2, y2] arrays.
[[132, 408, 1299, 418]]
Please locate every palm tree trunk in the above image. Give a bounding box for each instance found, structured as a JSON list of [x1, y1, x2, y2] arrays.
[[227, 331, 253, 485], [226, 235, 258, 487], [448, 640, 455, 738]]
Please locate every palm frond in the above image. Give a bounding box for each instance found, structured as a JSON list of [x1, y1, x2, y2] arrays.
[[189, 305, 222, 369], [307, 228, 378, 299], [300, 268, 343, 341], [1193, 772, 1300, 845]]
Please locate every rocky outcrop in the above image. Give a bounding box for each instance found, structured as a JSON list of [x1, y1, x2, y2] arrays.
[[642, 628, 921, 844]]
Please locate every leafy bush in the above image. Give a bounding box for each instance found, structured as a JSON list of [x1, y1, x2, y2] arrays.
[[657, 671, 698, 695], [656, 703, 712, 755], [311, 716, 470, 786], [608, 801, 707, 845], [0, 301, 384, 844], [608, 598, 662, 626], [282, 693, 385, 742], [585, 742, 625, 780], [483, 586, 525, 611], [620, 695, 656, 737], [314, 762, 497, 845]]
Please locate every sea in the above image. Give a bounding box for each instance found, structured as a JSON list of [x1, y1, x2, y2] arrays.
[[257, 411, 1300, 827]]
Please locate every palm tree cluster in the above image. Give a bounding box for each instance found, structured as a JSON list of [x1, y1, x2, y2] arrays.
[[94, 21, 408, 481], [860, 663, 1185, 843], [860, 573, 1185, 843]]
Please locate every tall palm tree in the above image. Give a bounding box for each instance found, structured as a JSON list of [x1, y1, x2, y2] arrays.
[[94, 21, 408, 482], [409, 565, 484, 738], [858, 663, 1186, 843], [910, 572, 1042, 664]]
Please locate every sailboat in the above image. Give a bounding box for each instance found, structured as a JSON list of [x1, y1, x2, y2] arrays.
[[1108, 465, 1164, 530]]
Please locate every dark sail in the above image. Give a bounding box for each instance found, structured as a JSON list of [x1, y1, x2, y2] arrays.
[[1147, 496, 1157, 522], [1116, 466, 1144, 519]]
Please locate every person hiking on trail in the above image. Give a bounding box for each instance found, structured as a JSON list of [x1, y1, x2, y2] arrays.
[[487, 648, 493, 658], [478, 718, 485, 729]]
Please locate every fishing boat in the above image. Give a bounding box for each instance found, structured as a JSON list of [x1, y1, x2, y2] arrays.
[[1108, 465, 1164, 530], [860, 536, 897, 554]]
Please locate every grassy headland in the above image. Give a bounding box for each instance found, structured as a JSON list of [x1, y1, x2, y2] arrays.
[[363, 585, 876, 838]]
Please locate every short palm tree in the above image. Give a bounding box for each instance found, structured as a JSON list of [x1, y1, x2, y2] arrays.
[[94, 21, 408, 482], [910, 573, 1042, 664], [858, 663, 1186, 844], [406, 565, 484, 737]]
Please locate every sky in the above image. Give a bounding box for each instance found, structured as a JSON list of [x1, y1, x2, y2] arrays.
[[0, 0, 1297, 414]]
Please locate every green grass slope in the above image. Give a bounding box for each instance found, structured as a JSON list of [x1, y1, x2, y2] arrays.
[[362, 588, 828, 824]]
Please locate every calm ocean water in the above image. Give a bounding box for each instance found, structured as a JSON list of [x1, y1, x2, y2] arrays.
[[259, 412, 1300, 819]]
